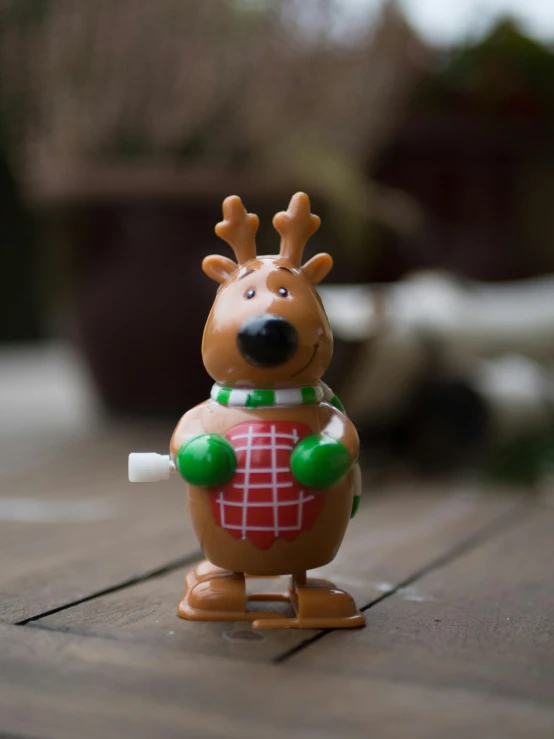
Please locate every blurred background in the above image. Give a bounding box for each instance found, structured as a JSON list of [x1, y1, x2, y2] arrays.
[[2, 0, 554, 487]]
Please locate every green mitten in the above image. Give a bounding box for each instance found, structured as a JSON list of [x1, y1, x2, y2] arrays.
[[176, 434, 236, 487], [291, 435, 350, 489]]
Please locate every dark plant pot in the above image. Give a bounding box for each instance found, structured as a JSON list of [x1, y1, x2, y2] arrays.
[[72, 197, 220, 416]]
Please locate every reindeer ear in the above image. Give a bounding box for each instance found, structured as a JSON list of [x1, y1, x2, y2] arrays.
[[202, 255, 237, 284], [302, 253, 333, 285]]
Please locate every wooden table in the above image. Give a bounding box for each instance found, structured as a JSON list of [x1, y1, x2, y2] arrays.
[[1, 425, 552, 739], [0, 347, 553, 738]]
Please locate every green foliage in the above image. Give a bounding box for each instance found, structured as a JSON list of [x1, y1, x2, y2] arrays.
[[485, 429, 554, 485], [417, 18, 554, 119], [0, 0, 51, 26], [0, 152, 41, 341]]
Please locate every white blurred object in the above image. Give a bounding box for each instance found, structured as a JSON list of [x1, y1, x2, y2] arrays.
[[128, 453, 175, 483], [341, 326, 429, 423], [321, 272, 554, 360], [319, 271, 554, 436], [0, 342, 100, 439], [318, 286, 378, 342], [474, 355, 554, 441]]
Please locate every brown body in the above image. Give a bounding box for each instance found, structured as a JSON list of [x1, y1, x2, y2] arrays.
[[172, 193, 365, 628], [171, 401, 357, 576]]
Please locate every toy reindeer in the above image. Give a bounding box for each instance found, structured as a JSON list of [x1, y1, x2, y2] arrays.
[[129, 193, 365, 628]]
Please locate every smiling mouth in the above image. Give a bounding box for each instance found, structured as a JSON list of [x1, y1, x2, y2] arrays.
[[291, 344, 319, 378]]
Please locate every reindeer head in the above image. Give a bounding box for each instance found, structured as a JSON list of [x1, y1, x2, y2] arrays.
[[201, 193, 334, 388]]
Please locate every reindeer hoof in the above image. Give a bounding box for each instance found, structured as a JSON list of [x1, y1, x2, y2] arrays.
[[178, 572, 247, 621]]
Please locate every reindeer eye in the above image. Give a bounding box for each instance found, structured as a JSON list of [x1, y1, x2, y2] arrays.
[[278, 287, 289, 298], [245, 289, 256, 300]]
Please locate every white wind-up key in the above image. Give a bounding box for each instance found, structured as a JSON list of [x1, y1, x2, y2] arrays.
[[128, 453, 175, 483]]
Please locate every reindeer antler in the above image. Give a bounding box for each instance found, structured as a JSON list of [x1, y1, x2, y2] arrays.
[[273, 192, 321, 266], [215, 195, 259, 265]]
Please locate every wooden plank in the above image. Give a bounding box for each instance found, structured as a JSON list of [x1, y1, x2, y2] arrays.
[[311, 480, 526, 605], [35, 481, 525, 662], [0, 426, 201, 623], [290, 505, 554, 706], [1, 623, 553, 739]]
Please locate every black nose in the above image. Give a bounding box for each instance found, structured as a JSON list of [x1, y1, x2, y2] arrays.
[[237, 314, 299, 368]]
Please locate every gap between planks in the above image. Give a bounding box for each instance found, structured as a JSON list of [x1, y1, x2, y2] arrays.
[[275, 498, 533, 662], [15, 550, 203, 626]]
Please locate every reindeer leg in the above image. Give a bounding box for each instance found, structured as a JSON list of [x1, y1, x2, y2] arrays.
[[252, 571, 365, 629], [178, 563, 290, 623]]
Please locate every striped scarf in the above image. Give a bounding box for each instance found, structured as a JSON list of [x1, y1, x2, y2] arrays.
[[210, 382, 345, 412]]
